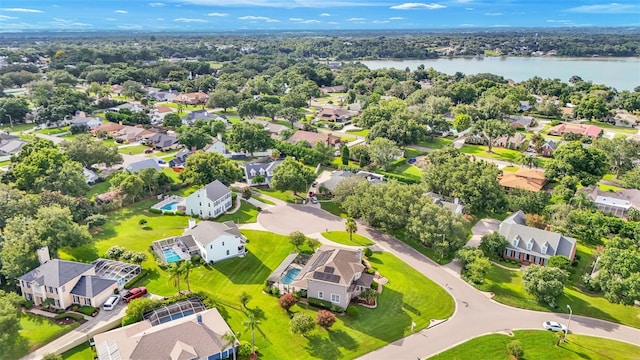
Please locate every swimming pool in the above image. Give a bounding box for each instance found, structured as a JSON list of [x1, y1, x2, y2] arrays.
[[164, 249, 182, 263], [160, 202, 179, 211], [280, 268, 301, 285]]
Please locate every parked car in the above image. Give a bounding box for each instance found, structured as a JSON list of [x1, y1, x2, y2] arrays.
[[144, 149, 153, 154], [103, 295, 120, 311], [310, 196, 318, 204], [542, 321, 567, 332], [407, 158, 417, 164], [122, 287, 147, 303], [312, 181, 318, 187]]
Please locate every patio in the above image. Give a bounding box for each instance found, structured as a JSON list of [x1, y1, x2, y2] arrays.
[[151, 195, 186, 213], [152, 235, 199, 264], [266, 253, 312, 293]]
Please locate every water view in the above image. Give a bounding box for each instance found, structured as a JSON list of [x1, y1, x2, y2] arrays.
[[361, 57, 640, 91]]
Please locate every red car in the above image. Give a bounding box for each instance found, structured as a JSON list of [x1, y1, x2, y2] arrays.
[[122, 286, 147, 303]]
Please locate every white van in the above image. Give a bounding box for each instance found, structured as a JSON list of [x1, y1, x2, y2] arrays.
[[103, 295, 120, 311]]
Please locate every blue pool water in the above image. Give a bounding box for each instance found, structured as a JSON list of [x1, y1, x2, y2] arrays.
[[160, 202, 179, 211], [280, 268, 301, 285], [164, 249, 181, 263]]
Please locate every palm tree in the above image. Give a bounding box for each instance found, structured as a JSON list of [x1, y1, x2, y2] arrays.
[[167, 262, 184, 294], [239, 292, 252, 309], [222, 331, 238, 360], [345, 218, 358, 242], [181, 261, 194, 293], [570, 192, 594, 210], [242, 313, 264, 357], [521, 154, 538, 169]]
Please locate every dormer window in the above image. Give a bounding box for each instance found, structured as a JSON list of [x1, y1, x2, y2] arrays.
[[512, 236, 520, 247], [541, 242, 549, 254], [259, 168, 266, 174], [526, 239, 534, 251], [250, 169, 256, 176]]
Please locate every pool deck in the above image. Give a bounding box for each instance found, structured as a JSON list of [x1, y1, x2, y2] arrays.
[[152, 195, 185, 212], [162, 244, 192, 263]]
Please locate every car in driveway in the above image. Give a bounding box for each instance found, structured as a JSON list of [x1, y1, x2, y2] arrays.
[[103, 295, 120, 311], [310, 196, 318, 204], [122, 286, 147, 303], [407, 158, 417, 164], [543, 321, 567, 332]]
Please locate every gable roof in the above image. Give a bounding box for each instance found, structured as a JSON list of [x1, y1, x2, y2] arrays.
[[293, 246, 364, 287], [245, 119, 289, 135], [0, 139, 26, 155], [548, 123, 602, 138], [19, 259, 93, 287], [584, 187, 640, 210], [499, 168, 547, 192], [198, 180, 231, 202], [94, 308, 235, 360], [183, 220, 242, 247], [126, 158, 161, 172], [499, 211, 576, 259], [70, 275, 117, 297], [243, 161, 282, 181], [94, 122, 125, 133], [288, 130, 341, 146], [318, 170, 356, 191], [156, 105, 174, 114]]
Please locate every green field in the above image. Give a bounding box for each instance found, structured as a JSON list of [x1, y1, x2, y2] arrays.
[[33, 126, 70, 136], [345, 128, 370, 137], [475, 245, 640, 328], [322, 231, 375, 247], [429, 330, 640, 360], [320, 201, 348, 218], [0, 122, 34, 133], [62, 342, 94, 360], [216, 200, 259, 224], [417, 138, 454, 149], [460, 145, 524, 163], [117, 144, 150, 155], [255, 188, 302, 203], [252, 196, 275, 205], [6, 313, 80, 360]]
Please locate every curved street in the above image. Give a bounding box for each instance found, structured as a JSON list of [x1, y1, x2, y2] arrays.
[[256, 204, 640, 359]]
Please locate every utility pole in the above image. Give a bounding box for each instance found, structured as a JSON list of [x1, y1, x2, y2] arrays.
[[565, 304, 572, 342]]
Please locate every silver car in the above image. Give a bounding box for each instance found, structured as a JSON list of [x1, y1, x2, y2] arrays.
[[543, 321, 567, 332]]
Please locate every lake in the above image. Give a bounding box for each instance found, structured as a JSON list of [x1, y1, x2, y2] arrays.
[[360, 57, 640, 91]]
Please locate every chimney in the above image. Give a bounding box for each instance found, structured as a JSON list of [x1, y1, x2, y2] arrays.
[[188, 218, 197, 229], [37, 246, 51, 265], [356, 248, 363, 263], [197, 314, 202, 323], [454, 197, 459, 205], [217, 132, 222, 141]]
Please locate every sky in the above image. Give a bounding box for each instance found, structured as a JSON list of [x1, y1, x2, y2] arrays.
[[0, 1, 639, 32]]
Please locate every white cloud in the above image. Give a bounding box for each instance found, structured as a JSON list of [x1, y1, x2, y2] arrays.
[[105, 18, 117, 21], [320, 13, 331, 16], [465, 7, 473, 11], [459, 23, 474, 27], [484, 12, 502, 16], [1, 8, 43, 13], [179, 0, 377, 8], [149, 2, 166, 7], [118, 24, 143, 29], [174, 18, 208, 22], [208, 12, 229, 16], [0, 15, 18, 20], [567, 3, 639, 14], [348, 17, 366, 21], [238, 15, 280, 22], [51, 18, 93, 28], [114, 10, 128, 14], [328, 21, 338, 24], [301, 19, 320, 23], [372, 20, 390, 24], [289, 17, 304, 21], [493, 24, 511, 27], [390, 3, 445, 10], [546, 19, 571, 23], [157, 18, 165, 20], [266, 19, 280, 22], [388, 16, 405, 20]]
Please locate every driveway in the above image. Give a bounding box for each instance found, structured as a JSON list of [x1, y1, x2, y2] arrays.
[[466, 218, 500, 248], [257, 203, 640, 359]]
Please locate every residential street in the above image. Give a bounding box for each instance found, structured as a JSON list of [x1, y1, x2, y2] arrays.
[[257, 204, 640, 359]]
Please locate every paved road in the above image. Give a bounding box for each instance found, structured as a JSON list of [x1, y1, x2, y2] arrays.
[[257, 205, 640, 359]]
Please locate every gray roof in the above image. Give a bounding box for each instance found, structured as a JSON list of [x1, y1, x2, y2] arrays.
[[244, 161, 281, 181], [19, 259, 93, 287], [0, 139, 26, 155], [294, 246, 364, 286], [0, 133, 19, 141], [126, 158, 161, 172], [203, 180, 231, 202], [70, 275, 117, 297], [183, 221, 243, 247], [319, 171, 355, 191], [499, 211, 576, 259], [150, 133, 178, 148], [543, 139, 558, 150]]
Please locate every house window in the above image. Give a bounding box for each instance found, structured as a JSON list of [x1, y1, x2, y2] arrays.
[[525, 254, 530, 261], [85, 298, 91, 306], [25, 281, 31, 289], [526, 240, 534, 251], [199, 202, 202, 206], [26, 293, 33, 301], [73, 295, 80, 303], [226, 250, 230, 256], [541, 242, 549, 254], [55, 299, 60, 307], [61, 286, 65, 292], [208, 203, 211, 207], [317, 291, 324, 299], [331, 294, 340, 303], [512, 238, 519, 246], [222, 242, 224, 246], [210, 245, 213, 249]]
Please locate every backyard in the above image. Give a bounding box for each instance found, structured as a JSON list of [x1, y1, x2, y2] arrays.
[[117, 144, 150, 155], [59, 201, 454, 359], [6, 313, 80, 360], [216, 200, 260, 224], [429, 330, 640, 360]]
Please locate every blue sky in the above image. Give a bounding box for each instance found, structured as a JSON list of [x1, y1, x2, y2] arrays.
[[1, 1, 639, 32]]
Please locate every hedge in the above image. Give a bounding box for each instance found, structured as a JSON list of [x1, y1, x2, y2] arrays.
[[77, 305, 97, 316], [307, 297, 343, 312], [379, 172, 421, 184], [54, 312, 84, 321], [124, 269, 149, 289], [149, 208, 162, 214]]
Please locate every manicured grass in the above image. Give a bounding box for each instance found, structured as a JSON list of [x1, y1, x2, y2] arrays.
[[391, 229, 455, 265], [0, 122, 34, 133], [429, 330, 640, 360], [145, 148, 181, 158], [330, 157, 361, 168], [33, 126, 69, 135], [320, 200, 348, 218], [61, 342, 94, 360], [502, 166, 519, 172], [337, 134, 356, 143], [345, 128, 370, 137], [117, 144, 150, 155], [417, 137, 453, 149], [87, 180, 112, 197], [322, 231, 375, 246], [597, 182, 625, 192], [162, 167, 182, 183], [387, 162, 423, 180], [252, 196, 275, 205], [403, 147, 427, 159], [255, 188, 302, 203], [6, 313, 80, 359], [0, 160, 11, 167], [216, 200, 259, 224], [586, 120, 638, 134], [474, 257, 640, 328], [460, 145, 523, 163]]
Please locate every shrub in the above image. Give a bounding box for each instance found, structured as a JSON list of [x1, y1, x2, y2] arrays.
[[77, 305, 97, 316], [86, 214, 108, 229], [106, 245, 125, 260], [316, 309, 337, 328], [550, 120, 563, 126], [131, 252, 147, 264], [330, 305, 343, 312], [290, 313, 315, 336], [278, 293, 298, 311], [270, 287, 280, 297], [175, 211, 186, 216], [124, 269, 149, 289], [19, 299, 35, 309], [156, 259, 168, 270], [364, 248, 373, 257], [263, 285, 272, 294], [54, 312, 84, 321], [506, 340, 524, 359], [121, 250, 134, 261], [149, 208, 162, 214], [371, 281, 379, 290], [138, 218, 148, 226], [346, 305, 359, 318], [366, 267, 376, 275], [307, 297, 333, 310], [191, 254, 203, 266]]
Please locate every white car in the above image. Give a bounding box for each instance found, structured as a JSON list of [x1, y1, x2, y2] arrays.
[[103, 295, 121, 311], [543, 321, 567, 332]]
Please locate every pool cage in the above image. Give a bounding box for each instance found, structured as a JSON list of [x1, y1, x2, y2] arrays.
[[91, 258, 141, 288], [142, 298, 207, 326]]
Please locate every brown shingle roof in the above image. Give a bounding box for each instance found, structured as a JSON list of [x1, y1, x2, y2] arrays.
[[499, 168, 547, 192], [288, 130, 341, 146]]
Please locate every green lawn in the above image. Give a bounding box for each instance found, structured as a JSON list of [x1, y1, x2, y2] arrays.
[[460, 145, 523, 163], [429, 330, 640, 360], [0, 122, 34, 133], [502, 166, 519, 172], [385, 162, 423, 180], [597, 183, 625, 192], [320, 201, 348, 218], [117, 144, 150, 155], [586, 121, 639, 134], [345, 128, 370, 137], [322, 231, 374, 246], [255, 188, 302, 203], [0, 160, 11, 167], [252, 196, 275, 205], [216, 200, 259, 224], [61, 342, 94, 360], [60, 203, 454, 360], [162, 167, 182, 183], [391, 230, 455, 265], [33, 126, 70, 136], [403, 147, 428, 159], [417, 138, 453, 149], [87, 180, 112, 197], [475, 252, 640, 328], [6, 313, 80, 360]]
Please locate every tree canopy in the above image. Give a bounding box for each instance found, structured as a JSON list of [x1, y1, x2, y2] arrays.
[[269, 157, 316, 195], [181, 151, 243, 186], [60, 134, 123, 168], [545, 142, 608, 186]]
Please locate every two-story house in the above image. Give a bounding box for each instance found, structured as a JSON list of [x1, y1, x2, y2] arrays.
[[185, 180, 233, 218], [18, 259, 118, 309], [290, 247, 373, 310], [183, 219, 246, 263], [242, 161, 282, 186]]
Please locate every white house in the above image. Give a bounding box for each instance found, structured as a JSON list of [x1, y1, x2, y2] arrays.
[[185, 180, 233, 218], [241, 160, 282, 186], [183, 219, 246, 263], [203, 137, 229, 157]]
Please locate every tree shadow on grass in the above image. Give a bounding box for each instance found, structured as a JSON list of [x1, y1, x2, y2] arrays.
[[214, 251, 271, 285], [305, 334, 343, 360], [328, 329, 358, 351]]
